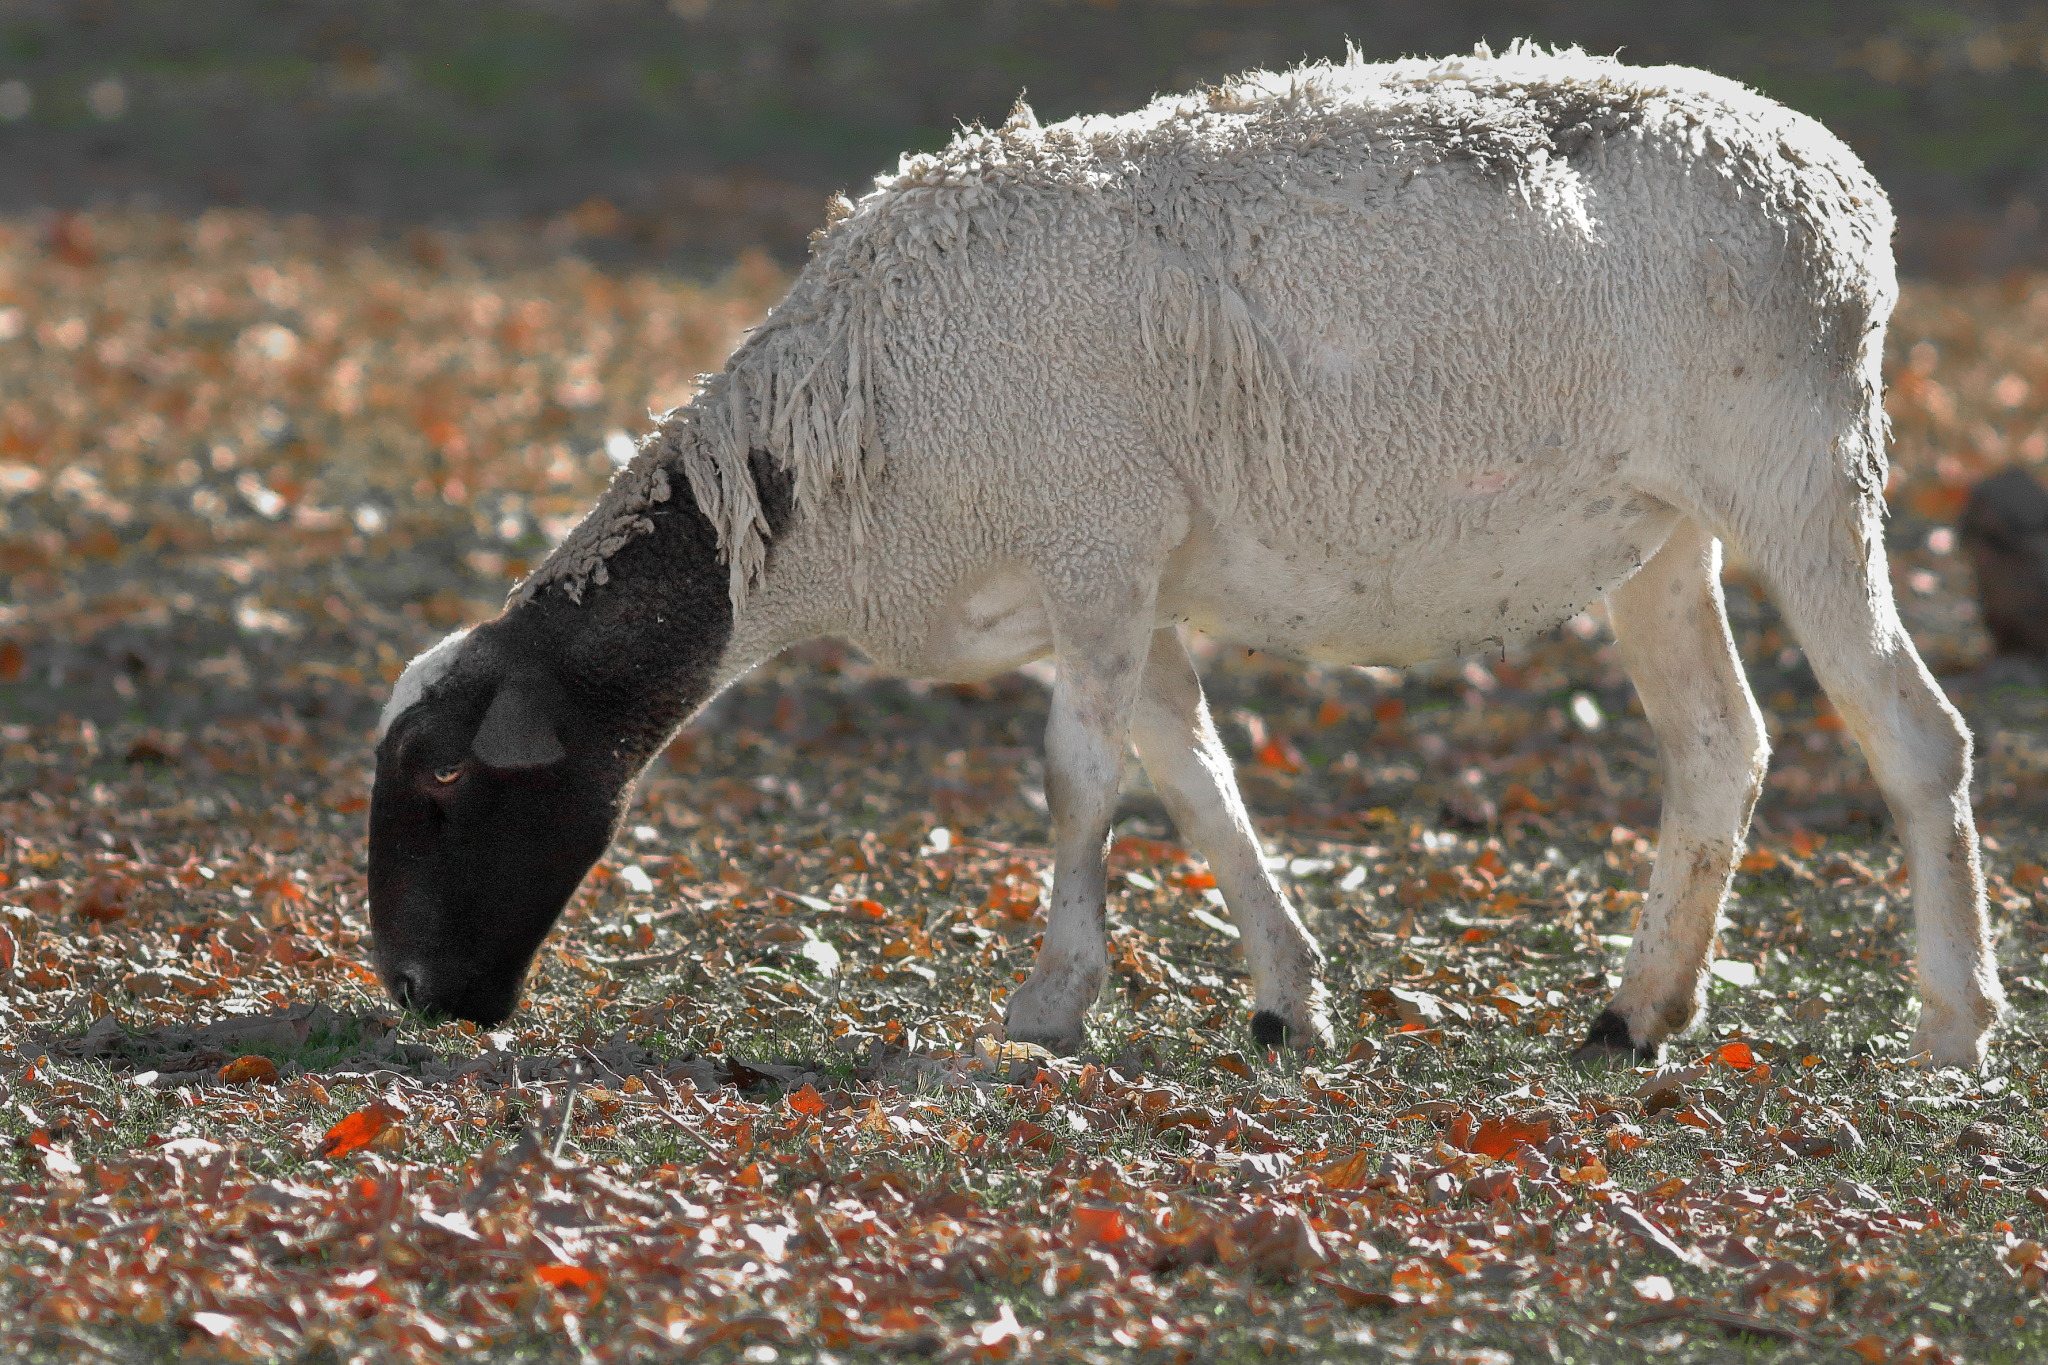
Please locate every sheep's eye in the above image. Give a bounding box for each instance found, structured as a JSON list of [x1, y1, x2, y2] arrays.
[[433, 767, 462, 785]]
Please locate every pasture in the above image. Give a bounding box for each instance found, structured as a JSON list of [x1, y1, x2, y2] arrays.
[[2, 210, 2047, 1362]]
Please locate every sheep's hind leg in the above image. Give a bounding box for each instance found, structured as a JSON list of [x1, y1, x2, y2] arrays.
[[1129, 628, 1332, 1052], [1750, 506, 2004, 1068], [1002, 585, 1158, 1054], [1574, 520, 1768, 1066]]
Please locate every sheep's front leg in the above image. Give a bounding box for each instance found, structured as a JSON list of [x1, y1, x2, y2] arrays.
[[1003, 594, 1156, 1054], [1130, 628, 1332, 1050]]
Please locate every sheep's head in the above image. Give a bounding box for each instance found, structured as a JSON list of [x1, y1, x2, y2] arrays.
[[367, 625, 627, 1025]]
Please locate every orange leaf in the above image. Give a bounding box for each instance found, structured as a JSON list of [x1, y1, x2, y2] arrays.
[[1906, 482, 1969, 521], [218, 1055, 280, 1085], [1711, 1041, 1758, 1070], [1390, 1262, 1445, 1295], [1463, 1115, 1552, 1159], [786, 1083, 827, 1118], [1072, 1206, 1129, 1246], [1788, 828, 1821, 858], [1109, 836, 1183, 864], [1606, 1123, 1651, 1153], [1738, 848, 1780, 873], [1004, 1119, 1056, 1153], [1315, 698, 1346, 727], [1311, 1149, 1375, 1191], [1255, 736, 1304, 775], [316, 1103, 399, 1158], [2014, 863, 2045, 890], [1671, 1105, 1723, 1132], [1846, 1336, 1889, 1365], [534, 1263, 605, 1303], [1464, 1170, 1520, 1204], [74, 875, 131, 923], [983, 871, 1043, 920]]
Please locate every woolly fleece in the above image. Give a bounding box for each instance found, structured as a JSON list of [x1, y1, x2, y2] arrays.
[[517, 41, 1892, 641]]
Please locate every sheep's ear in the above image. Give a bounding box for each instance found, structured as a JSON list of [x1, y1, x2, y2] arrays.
[[471, 685, 565, 770]]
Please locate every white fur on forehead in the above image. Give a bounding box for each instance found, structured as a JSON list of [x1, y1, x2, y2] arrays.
[[378, 628, 474, 739]]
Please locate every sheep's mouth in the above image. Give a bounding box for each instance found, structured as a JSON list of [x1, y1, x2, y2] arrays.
[[394, 975, 522, 1028], [371, 931, 528, 1026]]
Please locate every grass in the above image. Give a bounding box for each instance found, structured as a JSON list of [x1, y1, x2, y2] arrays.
[[0, 210, 2045, 1361]]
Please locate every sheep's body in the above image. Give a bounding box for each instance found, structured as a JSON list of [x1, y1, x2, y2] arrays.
[[539, 45, 1880, 682], [378, 46, 2003, 1068]]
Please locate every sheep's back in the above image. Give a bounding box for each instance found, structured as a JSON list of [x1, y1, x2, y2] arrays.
[[546, 47, 1896, 634], [826, 48, 1884, 537]]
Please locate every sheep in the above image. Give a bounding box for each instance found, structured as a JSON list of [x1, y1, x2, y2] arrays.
[[369, 43, 2005, 1069]]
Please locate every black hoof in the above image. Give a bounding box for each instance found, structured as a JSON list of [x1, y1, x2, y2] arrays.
[[1570, 1009, 1661, 1067], [1250, 1010, 1290, 1050]]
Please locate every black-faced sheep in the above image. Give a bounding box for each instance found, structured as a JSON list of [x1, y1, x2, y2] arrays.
[[369, 44, 2005, 1069]]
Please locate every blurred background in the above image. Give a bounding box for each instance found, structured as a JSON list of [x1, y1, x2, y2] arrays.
[[6, 0, 2048, 278]]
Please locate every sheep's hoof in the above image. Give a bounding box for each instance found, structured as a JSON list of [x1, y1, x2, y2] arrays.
[[1568, 1009, 1662, 1068], [1249, 1008, 1334, 1054], [1003, 1021, 1083, 1055], [1001, 996, 1087, 1056], [1001, 960, 1102, 1056]]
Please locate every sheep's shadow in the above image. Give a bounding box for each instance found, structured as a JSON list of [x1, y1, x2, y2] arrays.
[[36, 1001, 829, 1098]]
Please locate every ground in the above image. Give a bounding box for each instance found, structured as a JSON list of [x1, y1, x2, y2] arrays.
[[1, 211, 2047, 1363]]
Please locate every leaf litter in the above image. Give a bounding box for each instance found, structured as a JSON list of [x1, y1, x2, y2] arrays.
[[0, 211, 2046, 1361]]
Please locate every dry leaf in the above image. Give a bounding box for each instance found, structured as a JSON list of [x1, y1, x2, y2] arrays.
[[218, 1055, 280, 1085], [315, 1104, 401, 1159]]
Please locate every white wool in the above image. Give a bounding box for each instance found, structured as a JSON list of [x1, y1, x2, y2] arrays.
[[515, 44, 1893, 623], [378, 627, 471, 739], [512, 42, 1884, 618]]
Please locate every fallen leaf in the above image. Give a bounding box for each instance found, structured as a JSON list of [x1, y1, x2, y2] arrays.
[[1609, 1203, 1706, 1267], [1710, 1040, 1758, 1070], [1072, 1206, 1129, 1246], [218, 1054, 280, 1085], [1463, 1115, 1552, 1159], [316, 1103, 401, 1159], [534, 1263, 605, 1304]]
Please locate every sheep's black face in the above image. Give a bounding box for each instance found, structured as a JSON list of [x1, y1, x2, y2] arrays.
[[368, 669, 625, 1025]]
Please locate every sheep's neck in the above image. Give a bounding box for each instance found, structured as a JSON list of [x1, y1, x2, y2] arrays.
[[514, 470, 742, 768]]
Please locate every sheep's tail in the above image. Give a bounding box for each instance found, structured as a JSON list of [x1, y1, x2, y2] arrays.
[[512, 292, 880, 616]]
